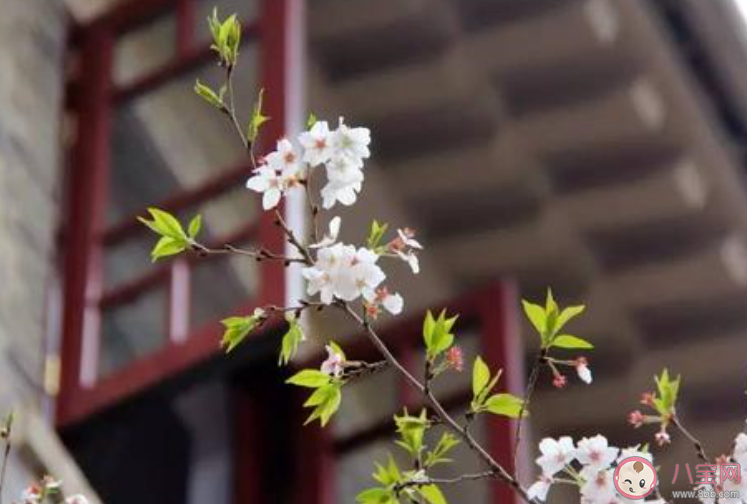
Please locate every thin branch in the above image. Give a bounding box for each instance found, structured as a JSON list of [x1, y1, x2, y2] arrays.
[[193, 242, 306, 264], [274, 209, 314, 265], [512, 348, 547, 469], [396, 471, 496, 492], [339, 302, 535, 504], [0, 414, 13, 503], [671, 414, 710, 463]]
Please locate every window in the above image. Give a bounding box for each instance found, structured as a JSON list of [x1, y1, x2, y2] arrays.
[[59, 0, 298, 427]]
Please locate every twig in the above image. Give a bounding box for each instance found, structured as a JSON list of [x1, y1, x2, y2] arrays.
[[0, 414, 13, 503], [671, 414, 710, 462], [512, 348, 547, 469], [193, 242, 306, 264], [396, 471, 496, 492], [274, 209, 314, 265], [339, 302, 535, 504]]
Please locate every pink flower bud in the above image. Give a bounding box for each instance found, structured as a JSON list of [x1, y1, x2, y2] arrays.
[[445, 346, 464, 372]]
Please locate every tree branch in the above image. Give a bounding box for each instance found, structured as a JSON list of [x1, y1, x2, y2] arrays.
[[339, 302, 535, 504], [671, 414, 709, 463]]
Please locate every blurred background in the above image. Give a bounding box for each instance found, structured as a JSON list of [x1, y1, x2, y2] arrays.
[[2, 0, 747, 503]]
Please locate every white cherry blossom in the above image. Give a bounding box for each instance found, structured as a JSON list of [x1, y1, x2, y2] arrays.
[[311, 216, 342, 249], [397, 228, 423, 250], [246, 165, 284, 210], [299, 120, 334, 167], [576, 435, 619, 472], [331, 118, 371, 166], [528, 476, 552, 502], [580, 468, 618, 504], [321, 156, 364, 209], [65, 496, 91, 504], [536, 436, 577, 476], [734, 432, 747, 467]]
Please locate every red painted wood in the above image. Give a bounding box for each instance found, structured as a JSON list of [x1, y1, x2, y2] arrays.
[[176, 0, 195, 57], [58, 24, 114, 425], [58, 0, 290, 427]]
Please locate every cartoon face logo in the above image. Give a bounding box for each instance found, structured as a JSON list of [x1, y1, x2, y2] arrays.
[[614, 456, 657, 500]]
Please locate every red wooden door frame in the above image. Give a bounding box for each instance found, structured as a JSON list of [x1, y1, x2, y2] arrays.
[[58, 0, 297, 427], [291, 282, 524, 504]]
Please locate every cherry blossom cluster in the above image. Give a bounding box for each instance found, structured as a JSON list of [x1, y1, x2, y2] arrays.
[[301, 210, 421, 317], [17, 476, 89, 504], [527, 435, 662, 504], [694, 433, 747, 504], [246, 118, 371, 210]]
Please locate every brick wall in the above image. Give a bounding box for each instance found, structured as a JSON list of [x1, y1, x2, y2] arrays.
[[0, 0, 68, 495]]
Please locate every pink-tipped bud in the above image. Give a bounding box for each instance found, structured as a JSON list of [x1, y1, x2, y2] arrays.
[[628, 410, 645, 428], [655, 428, 671, 447], [553, 374, 567, 389], [446, 346, 464, 372], [640, 392, 656, 407]]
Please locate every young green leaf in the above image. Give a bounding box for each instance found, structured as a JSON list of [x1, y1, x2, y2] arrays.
[[138, 207, 188, 241], [306, 112, 318, 129], [247, 88, 270, 143], [188, 214, 202, 239], [302, 383, 341, 426], [286, 369, 331, 388], [394, 409, 429, 459], [367, 220, 389, 250], [423, 310, 458, 360], [424, 432, 459, 468], [555, 305, 585, 334], [551, 334, 594, 350], [418, 485, 447, 504], [150, 236, 187, 261], [220, 312, 263, 352], [521, 300, 546, 338], [472, 356, 490, 398], [278, 316, 305, 366], [356, 488, 395, 504], [194, 80, 224, 109], [484, 393, 526, 418]]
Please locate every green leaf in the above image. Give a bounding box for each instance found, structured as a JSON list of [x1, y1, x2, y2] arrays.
[[484, 393, 526, 418], [555, 305, 585, 333], [545, 289, 558, 316], [472, 356, 490, 398], [247, 88, 270, 143], [328, 341, 346, 361], [303, 383, 341, 426], [367, 220, 389, 250], [306, 112, 318, 129], [220, 313, 263, 352], [187, 214, 202, 239], [521, 300, 546, 339], [394, 409, 429, 458], [551, 334, 594, 350], [278, 316, 305, 366], [357, 488, 395, 504], [424, 432, 459, 468], [194, 80, 224, 109], [423, 310, 457, 360], [286, 369, 331, 388], [419, 485, 447, 504], [373, 456, 402, 487], [150, 236, 186, 261], [139, 207, 188, 241]]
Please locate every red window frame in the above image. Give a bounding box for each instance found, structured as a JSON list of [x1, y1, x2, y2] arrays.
[[59, 0, 298, 427], [291, 283, 524, 504]]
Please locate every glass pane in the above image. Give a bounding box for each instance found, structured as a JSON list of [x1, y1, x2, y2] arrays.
[[337, 440, 409, 504], [427, 414, 490, 504], [108, 48, 259, 225], [195, 0, 260, 45], [103, 186, 259, 291], [333, 366, 400, 439], [103, 229, 157, 290], [114, 12, 177, 86], [190, 246, 260, 330], [100, 286, 168, 377]]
